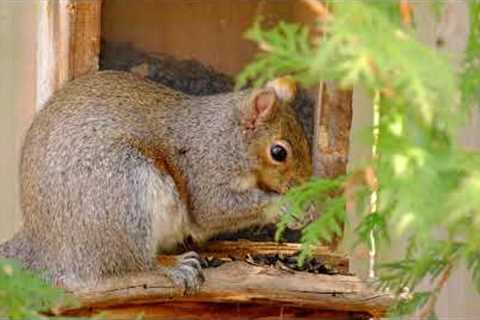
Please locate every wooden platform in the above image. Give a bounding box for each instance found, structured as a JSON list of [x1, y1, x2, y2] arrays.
[[57, 241, 393, 319]]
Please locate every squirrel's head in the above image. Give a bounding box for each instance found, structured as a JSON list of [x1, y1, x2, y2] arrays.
[[237, 77, 312, 194]]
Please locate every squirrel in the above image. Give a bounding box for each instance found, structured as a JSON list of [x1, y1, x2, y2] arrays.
[[0, 70, 312, 294], [101, 45, 316, 242]]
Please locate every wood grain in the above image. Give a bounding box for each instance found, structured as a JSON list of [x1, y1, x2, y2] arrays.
[[59, 261, 391, 319], [69, 0, 102, 78]]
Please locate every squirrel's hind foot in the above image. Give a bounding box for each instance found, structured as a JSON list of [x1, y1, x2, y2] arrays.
[[166, 251, 205, 295], [52, 273, 86, 292]]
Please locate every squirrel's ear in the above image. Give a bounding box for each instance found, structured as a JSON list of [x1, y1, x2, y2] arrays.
[[266, 76, 297, 104], [242, 89, 277, 130], [241, 77, 297, 130]]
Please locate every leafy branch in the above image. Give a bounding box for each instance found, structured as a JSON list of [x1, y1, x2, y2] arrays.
[[239, 0, 480, 318], [0, 259, 69, 319]]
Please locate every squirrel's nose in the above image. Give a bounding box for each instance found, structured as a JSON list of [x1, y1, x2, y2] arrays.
[[287, 175, 309, 191], [286, 180, 299, 190]]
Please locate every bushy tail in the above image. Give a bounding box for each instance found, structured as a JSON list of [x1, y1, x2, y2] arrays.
[[0, 232, 33, 267]]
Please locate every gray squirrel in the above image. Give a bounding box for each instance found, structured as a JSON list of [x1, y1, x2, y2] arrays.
[[0, 71, 311, 294]]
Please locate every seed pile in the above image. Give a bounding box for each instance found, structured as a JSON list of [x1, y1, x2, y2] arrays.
[[202, 253, 345, 276]]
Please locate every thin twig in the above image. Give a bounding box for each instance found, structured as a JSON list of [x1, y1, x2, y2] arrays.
[[416, 264, 453, 320], [368, 91, 381, 280]]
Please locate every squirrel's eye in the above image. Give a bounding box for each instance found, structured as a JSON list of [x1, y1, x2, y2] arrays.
[[270, 144, 288, 162]]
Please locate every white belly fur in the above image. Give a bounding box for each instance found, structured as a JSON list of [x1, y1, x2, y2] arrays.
[[144, 169, 190, 254]]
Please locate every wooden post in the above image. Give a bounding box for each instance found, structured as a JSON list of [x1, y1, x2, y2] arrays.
[[36, 0, 101, 109], [68, 0, 102, 79], [313, 82, 353, 249], [313, 82, 353, 179], [294, 1, 354, 249]]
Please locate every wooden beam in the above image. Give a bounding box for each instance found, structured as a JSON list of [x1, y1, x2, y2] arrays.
[[55, 242, 391, 319], [58, 261, 392, 319]]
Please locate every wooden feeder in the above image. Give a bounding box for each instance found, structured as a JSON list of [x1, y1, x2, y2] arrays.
[[38, 0, 393, 318]]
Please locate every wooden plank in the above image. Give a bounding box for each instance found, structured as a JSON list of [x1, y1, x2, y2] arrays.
[[69, 0, 102, 78], [58, 261, 392, 319]]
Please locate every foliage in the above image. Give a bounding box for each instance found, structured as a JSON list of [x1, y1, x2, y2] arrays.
[[0, 259, 68, 319], [273, 178, 346, 264], [239, 0, 480, 318]]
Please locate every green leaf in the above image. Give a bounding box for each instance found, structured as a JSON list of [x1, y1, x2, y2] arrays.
[[241, 0, 480, 317], [0, 259, 68, 319]]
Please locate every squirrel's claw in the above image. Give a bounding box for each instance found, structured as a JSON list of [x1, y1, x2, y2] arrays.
[[167, 251, 205, 295]]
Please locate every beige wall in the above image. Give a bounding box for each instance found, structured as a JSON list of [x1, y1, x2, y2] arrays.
[[0, 1, 478, 318], [0, 1, 37, 241]]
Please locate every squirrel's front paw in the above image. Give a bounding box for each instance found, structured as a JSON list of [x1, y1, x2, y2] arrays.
[[167, 251, 205, 295]]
